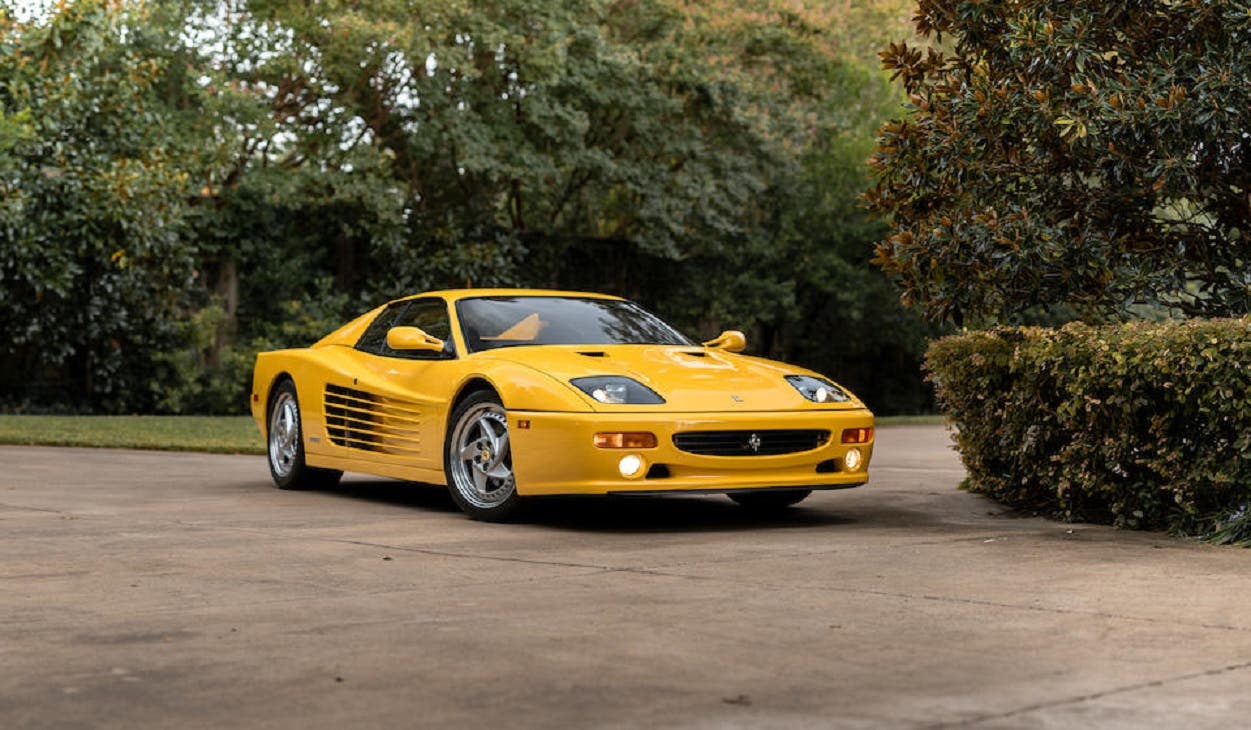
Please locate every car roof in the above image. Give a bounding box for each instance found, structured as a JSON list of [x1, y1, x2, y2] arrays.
[[312, 289, 628, 349], [401, 288, 626, 303]]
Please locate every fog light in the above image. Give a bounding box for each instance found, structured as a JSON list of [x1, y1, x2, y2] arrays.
[[618, 454, 645, 478], [844, 447, 864, 472]]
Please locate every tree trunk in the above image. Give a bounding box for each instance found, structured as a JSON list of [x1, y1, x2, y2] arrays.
[[210, 258, 239, 368]]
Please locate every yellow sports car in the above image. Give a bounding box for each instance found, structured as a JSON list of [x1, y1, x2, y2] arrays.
[[251, 289, 874, 520]]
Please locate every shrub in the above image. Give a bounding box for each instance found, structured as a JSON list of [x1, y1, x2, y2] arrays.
[[927, 319, 1251, 540], [151, 280, 354, 415]]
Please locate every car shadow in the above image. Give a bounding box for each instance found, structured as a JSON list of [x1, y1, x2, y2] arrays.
[[322, 478, 460, 513], [520, 494, 857, 533], [319, 478, 856, 533]]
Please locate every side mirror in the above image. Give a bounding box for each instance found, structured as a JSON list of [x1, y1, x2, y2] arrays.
[[386, 326, 446, 354], [702, 330, 746, 353]]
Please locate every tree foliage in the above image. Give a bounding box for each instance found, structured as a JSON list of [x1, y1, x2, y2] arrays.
[[866, 0, 1251, 325], [0, 1, 210, 410], [1, 0, 933, 414], [217, 0, 843, 284]]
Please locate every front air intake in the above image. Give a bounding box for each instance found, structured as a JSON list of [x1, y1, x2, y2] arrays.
[[672, 430, 830, 457]]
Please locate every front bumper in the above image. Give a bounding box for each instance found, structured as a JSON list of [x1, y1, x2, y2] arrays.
[[508, 408, 874, 496]]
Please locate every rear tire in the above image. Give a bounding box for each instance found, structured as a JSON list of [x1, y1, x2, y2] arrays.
[[267, 379, 342, 490], [444, 390, 523, 521], [728, 489, 812, 510]]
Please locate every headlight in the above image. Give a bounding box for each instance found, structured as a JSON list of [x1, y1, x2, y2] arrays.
[[785, 375, 851, 404], [571, 376, 665, 405]]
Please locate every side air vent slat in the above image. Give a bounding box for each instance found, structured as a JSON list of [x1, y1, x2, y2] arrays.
[[323, 393, 425, 421], [324, 383, 423, 457], [324, 400, 423, 427], [323, 417, 422, 441], [328, 435, 424, 456]]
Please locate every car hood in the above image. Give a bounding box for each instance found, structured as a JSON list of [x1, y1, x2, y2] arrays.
[[473, 345, 864, 413]]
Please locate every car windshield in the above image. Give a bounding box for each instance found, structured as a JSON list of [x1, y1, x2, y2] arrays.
[[456, 296, 694, 353]]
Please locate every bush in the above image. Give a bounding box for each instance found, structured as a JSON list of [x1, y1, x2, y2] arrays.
[[151, 279, 354, 415], [927, 319, 1251, 540]]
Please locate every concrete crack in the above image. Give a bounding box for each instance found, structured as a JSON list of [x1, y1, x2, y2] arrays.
[[0, 501, 67, 515], [639, 569, 1251, 635], [186, 522, 1251, 636], [927, 660, 1251, 727]]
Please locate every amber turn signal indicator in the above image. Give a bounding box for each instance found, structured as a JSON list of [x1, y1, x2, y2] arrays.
[[594, 432, 658, 449], [841, 427, 874, 444]]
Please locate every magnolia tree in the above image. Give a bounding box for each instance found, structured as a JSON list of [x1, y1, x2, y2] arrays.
[[865, 0, 1251, 325]]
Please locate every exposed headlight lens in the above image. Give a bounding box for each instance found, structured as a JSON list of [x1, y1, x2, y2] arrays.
[[594, 383, 627, 403], [785, 375, 851, 404], [844, 447, 864, 471], [571, 376, 665, 405]]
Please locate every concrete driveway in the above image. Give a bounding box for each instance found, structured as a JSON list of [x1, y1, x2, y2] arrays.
[[2, 425, 1249, 729]]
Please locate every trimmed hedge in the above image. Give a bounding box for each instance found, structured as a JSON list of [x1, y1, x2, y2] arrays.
[[927, 319, 1251, 540]]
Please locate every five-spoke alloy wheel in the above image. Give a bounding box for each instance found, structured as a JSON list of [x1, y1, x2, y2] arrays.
[[445, 390, 522, 521]]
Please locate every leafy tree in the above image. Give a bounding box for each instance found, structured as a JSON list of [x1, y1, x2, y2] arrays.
[[639, 56, 945, 413], [192, 0, 939, 412], [217, 0, 809, 289], [2, 0, 935, 415], [866, 0, 1251, 325], [0, 1, 209, 410]]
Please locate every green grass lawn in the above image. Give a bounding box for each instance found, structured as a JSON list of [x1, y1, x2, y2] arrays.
[[0, 413, 943, 455], [0, 415, 265, 454]]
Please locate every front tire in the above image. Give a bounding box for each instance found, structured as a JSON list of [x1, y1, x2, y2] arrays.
[[728, 489, 812, 510], [267, 380, 342, 490], [445, 390, 522, 521]]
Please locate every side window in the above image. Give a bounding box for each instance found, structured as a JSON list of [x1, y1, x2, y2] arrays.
[[355, 302, 409, 355], [385, 298, 454, 360]]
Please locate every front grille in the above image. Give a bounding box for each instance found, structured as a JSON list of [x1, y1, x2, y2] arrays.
[[672, 429, 830, 457], [324, 383, 423, 457]]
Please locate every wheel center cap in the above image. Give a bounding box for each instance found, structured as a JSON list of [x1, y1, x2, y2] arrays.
[[480, 449, 492, 462]]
